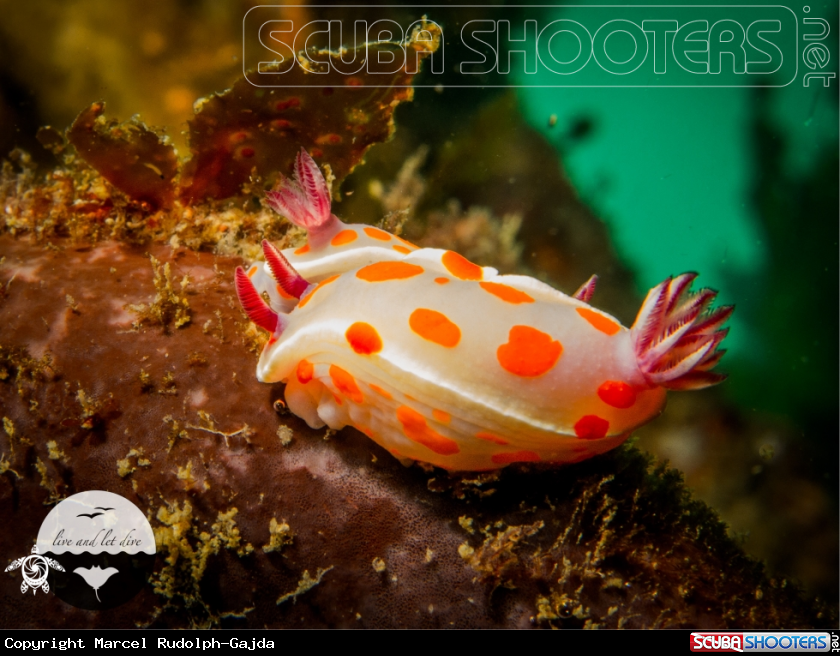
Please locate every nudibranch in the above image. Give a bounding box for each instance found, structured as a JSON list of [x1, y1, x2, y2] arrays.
[[236, 149, 732, 471]]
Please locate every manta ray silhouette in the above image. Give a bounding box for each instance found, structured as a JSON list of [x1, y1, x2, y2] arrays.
[[73, 566, 118, 602]]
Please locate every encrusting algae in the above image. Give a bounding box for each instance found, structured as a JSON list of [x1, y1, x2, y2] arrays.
[[0, 23, 834, 629]]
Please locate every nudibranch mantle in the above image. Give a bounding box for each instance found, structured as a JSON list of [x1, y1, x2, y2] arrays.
[[237, 150, 732, 471]]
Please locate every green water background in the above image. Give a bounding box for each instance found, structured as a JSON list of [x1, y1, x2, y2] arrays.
[[510, 0, 838, 445]]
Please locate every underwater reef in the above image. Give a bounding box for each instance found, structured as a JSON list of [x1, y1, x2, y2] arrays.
[[0, 70, 834, 629], [0, 10, 836, 626], [0, 229, 832, 628]]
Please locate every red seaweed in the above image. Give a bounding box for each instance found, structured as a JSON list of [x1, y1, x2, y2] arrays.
[[179, 24, 441, 202], [66, 102, 178, 210]]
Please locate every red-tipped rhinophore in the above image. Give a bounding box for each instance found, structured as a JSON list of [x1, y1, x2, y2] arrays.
[[235, 267, 281, 334], [265, 149, 334, 237], [261, 240, 311, 299], [631, 273, 733, 390], [573, 275, 598, 303]]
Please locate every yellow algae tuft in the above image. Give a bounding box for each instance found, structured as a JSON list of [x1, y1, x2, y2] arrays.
[[138, 369, 154, 393], [163, 415, 189, 452], [2, 417, 15, 443], [0, 452, 20, 479], [263, 517, 294, 554], [212, 508, 253, 557], [176, 460, 196, 487], [458, 521, 544, 587], [46, 440, 66, 463], [127, 255, 191, 332], [0, 344, 56, 398], [34, 456, 64, 506], [1, 415, 32, 462], [458, 516, 475, 534], [157, 371, 177, 396], [276, 567, 334, 606], [149, 500, 253, 628], [276, 425, 293, 446], [116, 447, 150, 478]]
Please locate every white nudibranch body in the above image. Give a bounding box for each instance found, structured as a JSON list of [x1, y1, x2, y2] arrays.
[[236, 149, 732, 471]]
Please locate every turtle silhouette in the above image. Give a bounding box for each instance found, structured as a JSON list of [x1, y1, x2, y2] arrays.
[[73, 566, 119, 602], [5, 546, 65, 595]]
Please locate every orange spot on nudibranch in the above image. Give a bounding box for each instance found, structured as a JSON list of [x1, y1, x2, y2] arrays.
[[491, 451, 541, 465], [363, 227, 391, 241], [247, 266, 257, 278], [434, 277, 450, 285], [331, 229, 358, 247], [574, 415, 609, 440], [577, 307, 621, 336], [297, 274, 339, 308], [432, 409, 451, 424], [294, 244, 310, 255], [479, 281, 535, 305], [369, 383, 392, 399], [356, 261, 424, 282], [276, 283, 295, 300], [597, 380, 637, 408], [396, 406, 460, 456], [296, 360, 314, 384], [409, 309, 461, 348], [395, 237, 417, 250], [475, 432, 509, 446], [497, 326, 562, 377], [441, 251, 483, 281], [345, 322, 383, 355], [329, 365, 363, 404], [392, 245, 412, 254]]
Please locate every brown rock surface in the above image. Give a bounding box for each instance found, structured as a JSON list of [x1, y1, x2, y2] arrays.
[[0, 234, 831, 628]]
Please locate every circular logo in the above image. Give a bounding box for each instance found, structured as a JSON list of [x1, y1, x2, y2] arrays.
[[35, 491, 156, 610]]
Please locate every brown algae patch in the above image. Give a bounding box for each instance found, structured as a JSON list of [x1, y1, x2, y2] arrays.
[[128, 255, 191, 332]]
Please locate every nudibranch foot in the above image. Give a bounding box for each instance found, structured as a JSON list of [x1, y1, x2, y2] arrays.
[[632, 273, 733, 391]]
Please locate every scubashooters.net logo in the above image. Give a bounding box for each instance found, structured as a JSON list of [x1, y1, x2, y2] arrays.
[[690, 632, 834, 652], [241, 5, 834, 88], [5, 490, 156, 610]]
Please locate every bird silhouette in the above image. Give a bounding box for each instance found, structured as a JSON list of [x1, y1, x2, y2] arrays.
[[76, 513, 104, 519]]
